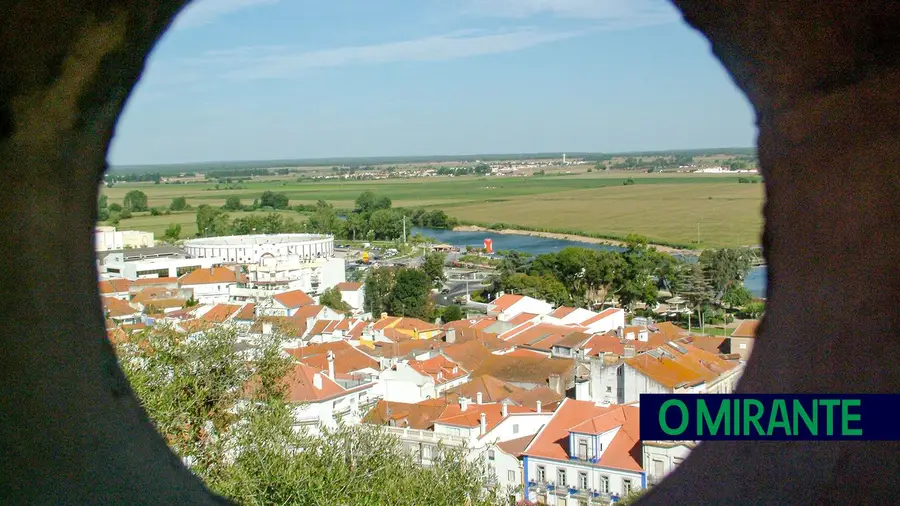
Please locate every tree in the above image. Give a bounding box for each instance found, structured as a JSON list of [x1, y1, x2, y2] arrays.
[[722, 284, 752, 309], [614, 235, 659, 310], [617, 488, 648, 506], [163, 224, 181, 242], [123, 190, 149, 212], [108, 203, 123, 213], [260, 191, 289, 210], [97, 208, 110, 222], [699, 248, 753, 299], [364, 267, 395, 316], [196, 205, 229, 237], [442, 305, 463, 322], [223, 195, 242, 211], [682, 263, 714, 330], [98, 194, 108, 211], [346, 212, 368, 241], [373, 195, 392, 211], [119, 208, 133, 220], [422, 252, 447, 288], [319, 286, 351, 312], [743, 301, 765, 319], [169, 196, 187, 211], [354, 190, 377, 215], [308, 200, 342, 235], [369, 209, 403, 241], [389, 268, 433, 319]]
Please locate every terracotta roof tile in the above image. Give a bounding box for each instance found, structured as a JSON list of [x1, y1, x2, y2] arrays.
[[179, 267, 246, 286], [234, 303, 256, 321], [444, 375, 527, 404], [132, 277, 178, 286], [497, 434, 537, 457], [624, 341, 740, 389], [581, 308, 624, 327], [472, 354, 574, 386], [441, 341, 495, 371], [508, 312, 539, 325], [364, 399, 451, 430], [549, 306, 577, 319], [292, 305, 324, 320], [336, 282, 362, 291], [287, 341, 379, 374], [98, 279, 131, 294], [489, 294, 523, 311], [503, 348, 550, 359], [435, 403, 533, 434], [524, 399, 641, 472], [409, 355, 467, 385], [201, 303, 241, 323], [102, 296, 139, 318], [273, 289, 315, 308], [731, 319, 760, 338], [282, 363, 346, 402]]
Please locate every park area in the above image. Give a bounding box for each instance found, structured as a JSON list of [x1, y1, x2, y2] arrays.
[[100, 172, 764, 249]]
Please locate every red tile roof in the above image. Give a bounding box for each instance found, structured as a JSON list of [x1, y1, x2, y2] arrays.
[[624, 342, 740, 388], [508, 312, 539, 325], [435, 403, 534, 434], [524, 399, 641, 472], [731, 319, 760, 338], [408, 355, 467, 385], [364, 399, 452, 430], [132, 277, 178, 286], [286, 341, 379, 374], [489, 294, 524, 311], [201, 303, 241, 323], [441, 341, 495, 371], [98, 279, 131, 294], [273, 289, 315, 308], [234, 303, 256, 320], [282, 363, 347, 402], [497, 434, 537, 457], [102, 296, 138, 318], [503, 348, 550, 359], [292, 305, 324, 320], [336, 282, 363, 291], [472, 354, 574, 386], [179, 267, 246, 286], [550, 306, 577, 319]]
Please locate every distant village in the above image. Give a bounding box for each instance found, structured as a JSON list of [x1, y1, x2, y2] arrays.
[[98, 227, 758, 505]]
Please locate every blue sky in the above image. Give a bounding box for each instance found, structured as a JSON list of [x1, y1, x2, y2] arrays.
[[109, 0, 757, 165]]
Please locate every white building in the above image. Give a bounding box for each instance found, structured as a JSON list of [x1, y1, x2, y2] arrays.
[[248, 254, 345, 295], [336, 282, 365, 311], [488, 294, 554, 321], [378, 356, 469, 403], [101, 256, 223, 280], [183, 233, 334, 264], [281, 362, 378, 429], [95, 226, 155, 252], [178, 266, 247, 305], [522, 399, 644, 505], [643, 441, 694, 488]]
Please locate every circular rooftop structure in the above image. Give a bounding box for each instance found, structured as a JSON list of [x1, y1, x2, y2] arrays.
[[183, 234, 334, 264]]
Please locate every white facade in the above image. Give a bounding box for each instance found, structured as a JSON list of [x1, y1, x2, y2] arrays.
[[184, 234, 334, 264], [95, 227, 155, 252], [582, 309, 627, 334], [248, 256, 345, 295], [643, 442, 693, 487], [377, 363, 437, 403], [101, 256, 223, 280], [524, 456, 643, 504], [340, 286, 365, 311], [292, 384, 377, 429], [494, 297, 554, 321]]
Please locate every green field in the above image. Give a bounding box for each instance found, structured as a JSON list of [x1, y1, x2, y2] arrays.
[[102, 172, 764, 248], [113, 210, 305, 238]]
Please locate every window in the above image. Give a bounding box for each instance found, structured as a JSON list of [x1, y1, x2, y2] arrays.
[[599, 476, 609, 493], [673, 457, 684, 466], [578, 440, 588, 460], [422, 445, 431, 458], [740, 343, 747, 349], [653, 459, 664, 477], [606, 386, 612, 393], [579, 471, 588, 489], [508, 470, 516, 483], [536, 466, 546, 483], [488, 450, 495, 461], [512, 424, 519, 434], [623, 479, 633, 494], [557, 468, 567, 488]]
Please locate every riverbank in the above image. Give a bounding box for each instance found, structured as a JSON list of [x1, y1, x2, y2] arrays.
[[452, 225, 697, 255]]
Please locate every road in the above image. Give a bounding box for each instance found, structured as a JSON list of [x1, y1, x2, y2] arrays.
[[434, 279, 492, 306]]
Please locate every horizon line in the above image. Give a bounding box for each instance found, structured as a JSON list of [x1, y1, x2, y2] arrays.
[[109, 146, 757, 170]]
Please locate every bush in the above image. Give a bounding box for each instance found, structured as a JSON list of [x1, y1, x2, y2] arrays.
[[623, 178, 636, 185], [119, 208, 132, 220], [108, 203, 123, 213]]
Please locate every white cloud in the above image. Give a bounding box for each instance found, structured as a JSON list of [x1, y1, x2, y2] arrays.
[[464, 0, 680, 27], [171, 28, 587, 80], [171, 0, 281, 30]]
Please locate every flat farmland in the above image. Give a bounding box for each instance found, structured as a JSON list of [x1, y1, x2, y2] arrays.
[[102, 173, 764, 248], [445, 182, 764, 248]]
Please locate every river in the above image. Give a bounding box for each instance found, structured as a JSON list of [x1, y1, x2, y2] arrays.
[[411, 226, 767, 298]]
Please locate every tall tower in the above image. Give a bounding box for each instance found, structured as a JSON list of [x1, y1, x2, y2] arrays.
[[562, 153, 567, 165]]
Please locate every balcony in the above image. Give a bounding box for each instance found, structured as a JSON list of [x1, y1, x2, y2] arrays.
[[381, 426, 468, 447]]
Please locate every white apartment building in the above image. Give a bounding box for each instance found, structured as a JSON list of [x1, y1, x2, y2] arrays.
[[95, 226, 154, 252]]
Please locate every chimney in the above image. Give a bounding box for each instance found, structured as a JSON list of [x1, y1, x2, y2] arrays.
[[536, 400, 542, 413], [501, 403, 508, 417], [460, 397, 470, 411], [262, 322, 273, 335], [326, 350, 335, 379], [638, 329, 649, 342], [479, 412, 487, 436], [380, 312, 388, 320], [446, 328, 457, 343], [312, 373, 323, 390], [209, 266, 215, 276], [549, 373, 562, 395], [625, 330, 635, 341], [624, 344, 635, 358], [617, 326, 624, 338], [476, 391, 483, 404]]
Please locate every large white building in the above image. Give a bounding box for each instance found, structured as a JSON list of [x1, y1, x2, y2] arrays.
[[95, 226, 154, 252], [183, 234, 344, 294], [101, 256, 223, 280], [183, 234, 334, 264]]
